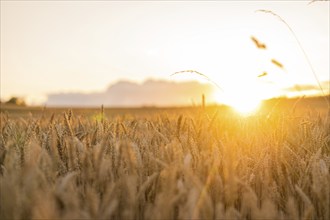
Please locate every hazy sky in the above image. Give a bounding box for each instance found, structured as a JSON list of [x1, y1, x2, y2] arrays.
[[1, 1, 329, 105]]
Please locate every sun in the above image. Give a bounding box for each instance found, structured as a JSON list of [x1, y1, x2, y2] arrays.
[[225, 96, 261, 115], [215, 92, 261, 115], [213, 81, 266, 115]]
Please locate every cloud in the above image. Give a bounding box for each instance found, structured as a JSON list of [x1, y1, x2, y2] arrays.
[[282, 81, 329, 93], [46, 79, 215, 107]]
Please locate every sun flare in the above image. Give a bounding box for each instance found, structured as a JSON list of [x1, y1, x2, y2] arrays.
[[214, 91, 262, 114], [213, 80, 267, 115], [226, 97, 261, 114]]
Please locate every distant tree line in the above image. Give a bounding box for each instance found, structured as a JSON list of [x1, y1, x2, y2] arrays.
[[1, 97, 26, 106]]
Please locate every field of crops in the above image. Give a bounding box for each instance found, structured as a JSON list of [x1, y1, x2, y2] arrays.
[[0, 99, 329, 219]]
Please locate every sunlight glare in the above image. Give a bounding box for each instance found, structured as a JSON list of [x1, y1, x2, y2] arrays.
[[214, 91, 261, 115], [214, 80, 267, 115], [227, 96, 261, 115]]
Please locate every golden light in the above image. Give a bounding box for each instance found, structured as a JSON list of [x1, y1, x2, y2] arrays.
[[213, 79, 273, 115], [227, 96, 261, 115], [214, 91, 261, 115]]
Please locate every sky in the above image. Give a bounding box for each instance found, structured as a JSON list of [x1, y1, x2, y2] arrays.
[[1, 0, 329, 106]]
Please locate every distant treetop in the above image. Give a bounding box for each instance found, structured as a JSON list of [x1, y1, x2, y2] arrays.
[[5, 97, 26, 106]]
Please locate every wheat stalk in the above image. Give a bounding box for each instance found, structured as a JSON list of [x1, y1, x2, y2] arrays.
[[171, 70, 224, 92], [256, 9, 329, 107]]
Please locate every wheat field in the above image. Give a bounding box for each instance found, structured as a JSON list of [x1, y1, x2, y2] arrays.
[[0, 103, 329, 220]]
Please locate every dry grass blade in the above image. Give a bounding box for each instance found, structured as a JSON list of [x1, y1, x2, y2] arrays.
[[271, 59, 284, 69], [258, 72, 268, 78], [308, 0, 329, 5], [256, 9, 329, 104], [171, 70, 224, 92], [251, 36, 267, 49]]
